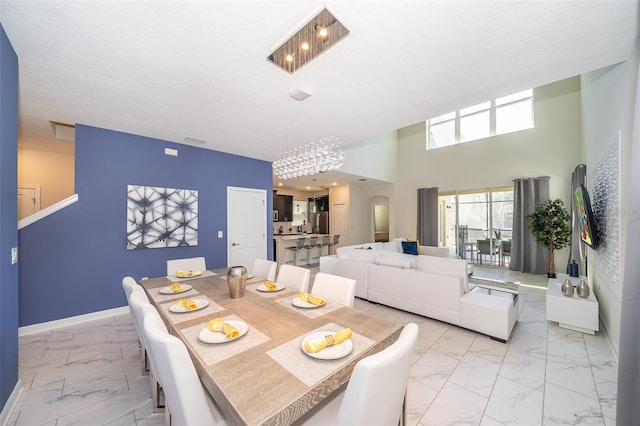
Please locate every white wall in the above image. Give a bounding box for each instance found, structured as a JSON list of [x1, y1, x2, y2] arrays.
[[340, 131, 398, 183], [581, 42, 639, 355], [395, 77, 583, 269]]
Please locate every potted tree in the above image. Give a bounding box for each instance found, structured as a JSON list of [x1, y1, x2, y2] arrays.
[[527, 198, 572, 278]]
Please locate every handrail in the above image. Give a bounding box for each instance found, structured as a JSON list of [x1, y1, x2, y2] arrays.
[[18, 193, 79, 230]]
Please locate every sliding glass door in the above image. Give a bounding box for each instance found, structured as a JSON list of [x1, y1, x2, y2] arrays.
[[439, 187, 513, 267]]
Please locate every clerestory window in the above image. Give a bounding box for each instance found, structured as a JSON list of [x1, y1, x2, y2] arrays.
[[427, 89, 533, 149]]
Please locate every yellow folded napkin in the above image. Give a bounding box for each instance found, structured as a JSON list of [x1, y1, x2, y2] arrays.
[[207, 318, 239, 339], [304, 328, 352, 353], [168, 282, 183, 293], [176, 270, 203, 277], [299, 291, 325, 306], [178, 299, 198, 311], [264, 280, 277, 291]]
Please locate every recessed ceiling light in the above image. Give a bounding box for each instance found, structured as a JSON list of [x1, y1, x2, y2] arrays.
[[332, 182, 337, 186], [306, 186, 311, 190], [285, 54, 294, 62], [278, 182, 283, 186], [301, 42, 309, 50]]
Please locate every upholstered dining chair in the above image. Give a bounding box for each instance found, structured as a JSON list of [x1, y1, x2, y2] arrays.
[[129, 287, 165, 409], [123, 278, 146, 371], [310, 272, 356, 307], [143, 310, 228, 426], [276, 264, 310, 293], [251, 258, 277, 281], [500, 240, 512, 267], [476, 239, 499, 265], [166, 256, 206, 276], [122, 276, 140, 304], [295, 323, 419, 426]]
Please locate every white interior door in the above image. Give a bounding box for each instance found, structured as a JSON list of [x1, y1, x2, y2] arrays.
[[331, 202, 348, 251], [227, 187, 267, 268], [18, 185, 41, 220]]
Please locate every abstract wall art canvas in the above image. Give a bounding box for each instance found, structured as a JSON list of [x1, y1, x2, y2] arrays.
[[127, 185, 198, 250]]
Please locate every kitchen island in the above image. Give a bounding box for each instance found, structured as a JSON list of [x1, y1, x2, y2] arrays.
[[274, 234, 334, 266]]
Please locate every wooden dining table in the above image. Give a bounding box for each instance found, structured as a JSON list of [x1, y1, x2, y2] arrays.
[[140, 268, 402, 425]]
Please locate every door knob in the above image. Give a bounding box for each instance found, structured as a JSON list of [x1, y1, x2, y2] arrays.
[[232, 242, 239, 246]]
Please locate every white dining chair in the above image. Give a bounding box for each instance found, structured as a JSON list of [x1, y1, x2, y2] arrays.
[[251, 258, 277, 281], [143, 310, 228, 426], [123, 281, 151, 372], [295, 323, 419, 426], [166, 256, 206, 276], [129, 288, 165, 410], [276, 264, 311, 293], [122, 276, 139, 304], [310, 272, 356, 307]]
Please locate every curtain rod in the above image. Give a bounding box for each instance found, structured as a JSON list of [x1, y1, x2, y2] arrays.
[[512, 176, 550, 182]]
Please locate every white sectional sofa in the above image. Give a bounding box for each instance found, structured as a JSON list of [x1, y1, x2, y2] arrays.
[[319, 239, 518, 341]]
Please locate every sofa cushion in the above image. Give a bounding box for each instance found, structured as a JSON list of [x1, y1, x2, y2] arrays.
[[337, 248, 380, 263], [379, 251, 417, 268], [382, 241, 401, 253], [401, 240, 420, 255]]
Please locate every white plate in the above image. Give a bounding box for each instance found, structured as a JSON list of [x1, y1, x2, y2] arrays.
[[168, 298, 210, 313], [176, 270, 203, 278], [301, 331, 353, 360], [159, 284, 193, 294], [257, 283, 285, 292], [292, 296, 325, 309], [198, 320, 248, 343]]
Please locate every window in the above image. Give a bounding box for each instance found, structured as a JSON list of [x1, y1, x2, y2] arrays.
[[427, 89, 533, 149], [438, 187, 513, 267]]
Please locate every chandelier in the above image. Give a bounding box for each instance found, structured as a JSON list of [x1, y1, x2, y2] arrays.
[[273, 137, 345, 180]]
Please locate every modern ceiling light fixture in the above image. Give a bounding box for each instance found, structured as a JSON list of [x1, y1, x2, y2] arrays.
[[273, 136, 345, 180], [267, 8, 349, 74]]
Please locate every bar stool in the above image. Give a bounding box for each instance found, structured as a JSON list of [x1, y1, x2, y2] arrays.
[[304, 236, 319, 266], [317, 235, 331, 257], [285, 238, 306, 266], [327, 234, 340, 255]]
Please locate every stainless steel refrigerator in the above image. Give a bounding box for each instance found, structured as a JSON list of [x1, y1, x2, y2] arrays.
[[313, 211, 329, 234]]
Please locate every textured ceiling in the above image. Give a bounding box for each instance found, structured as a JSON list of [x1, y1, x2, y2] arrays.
[[1, 1, 639, 190]]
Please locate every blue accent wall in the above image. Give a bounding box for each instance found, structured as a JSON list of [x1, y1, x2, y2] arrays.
[[18, 125, 273, 326], [0, 24, 19, 410]]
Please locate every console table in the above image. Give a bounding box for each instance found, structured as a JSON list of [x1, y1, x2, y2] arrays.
[[546, 274, 599, 334]]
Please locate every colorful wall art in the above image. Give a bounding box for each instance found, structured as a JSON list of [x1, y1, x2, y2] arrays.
[[127, 185, 198, 249]]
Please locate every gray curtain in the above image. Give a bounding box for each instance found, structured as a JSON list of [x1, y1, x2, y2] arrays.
[[566, 164, 587, 274], [616, 59, 640, 425], [417, 187, 438, 246], [510, 177, 550, 274]]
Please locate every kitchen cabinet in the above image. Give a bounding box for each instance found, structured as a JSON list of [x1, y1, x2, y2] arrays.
[[274, 195, 293, 222]]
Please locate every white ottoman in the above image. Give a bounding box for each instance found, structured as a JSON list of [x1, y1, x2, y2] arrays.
[[459, 287, 518, 342]]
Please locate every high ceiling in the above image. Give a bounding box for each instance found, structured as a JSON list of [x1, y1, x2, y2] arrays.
[[1, 1, 639, 190]]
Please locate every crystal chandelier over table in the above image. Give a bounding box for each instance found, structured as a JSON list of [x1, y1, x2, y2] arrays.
[[273, 136, 345, 180]]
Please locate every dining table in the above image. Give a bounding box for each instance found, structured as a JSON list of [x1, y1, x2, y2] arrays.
[[140, 268, 402, 425]]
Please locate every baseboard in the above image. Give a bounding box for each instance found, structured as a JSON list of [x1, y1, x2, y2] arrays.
[[18, 306, 130, 337], [599, 317, 619, 363], [0, 380, 23, 426]]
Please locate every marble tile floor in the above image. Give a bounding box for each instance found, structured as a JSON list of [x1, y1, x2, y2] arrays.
[[9, 269, 617, 426]]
